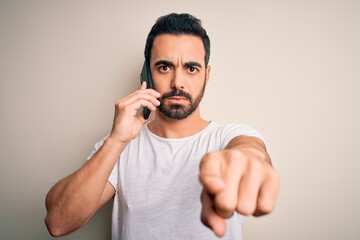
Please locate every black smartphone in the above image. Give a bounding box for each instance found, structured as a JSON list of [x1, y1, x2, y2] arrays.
[[140, 61, 154, 119]]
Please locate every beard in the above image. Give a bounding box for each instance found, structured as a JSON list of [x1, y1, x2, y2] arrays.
[[157, 83, 206, 120]]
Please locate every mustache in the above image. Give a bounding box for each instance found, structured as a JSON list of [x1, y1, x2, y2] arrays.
[[161, 89, 192, 100]]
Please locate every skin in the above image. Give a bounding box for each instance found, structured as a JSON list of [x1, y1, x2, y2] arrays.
[[44, 34, 279, 238], [147, 34, 211, 137]]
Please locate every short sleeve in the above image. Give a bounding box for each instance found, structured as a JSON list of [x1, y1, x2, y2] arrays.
[[86, 136, 107, 160], [221, 124, 267, 149], [108, 161, 118, 191], [86, 135, 119, 192]]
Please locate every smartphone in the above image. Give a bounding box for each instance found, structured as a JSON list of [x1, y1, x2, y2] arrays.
[[140, 61, 154, 119]]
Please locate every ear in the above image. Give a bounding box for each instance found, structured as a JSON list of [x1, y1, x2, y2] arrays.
[[205, 65, 211, 85]]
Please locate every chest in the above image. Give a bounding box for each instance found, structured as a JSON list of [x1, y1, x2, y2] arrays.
[[118, 137, 220, 210]]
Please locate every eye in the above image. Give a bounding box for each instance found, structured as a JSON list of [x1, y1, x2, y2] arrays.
[[159, 66, 171, 72], [187, 66, 198, 73]]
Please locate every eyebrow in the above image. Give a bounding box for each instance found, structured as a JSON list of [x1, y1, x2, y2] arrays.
[[154, 60, 203, 68], [184, 61, 202, 69], [154, 60, 174, 67]]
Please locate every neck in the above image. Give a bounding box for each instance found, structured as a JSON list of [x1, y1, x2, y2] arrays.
[[147, 108, 210, 138]]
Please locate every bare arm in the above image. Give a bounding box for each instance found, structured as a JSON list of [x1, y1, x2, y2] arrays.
[[44, 138, 125, 237], [44, 82, 160, 237]]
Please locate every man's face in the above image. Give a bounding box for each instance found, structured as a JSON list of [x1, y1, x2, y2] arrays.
[[150, 34, 211, 119]]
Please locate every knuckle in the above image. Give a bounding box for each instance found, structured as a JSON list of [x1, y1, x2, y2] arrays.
[[224, 151, 238, 165], [257, 199, 276, 214], [115, 100, 124, 108], [268, 170, 280, 189], [216, 197, 236, 213], [224, 149, 247, 169], [122, 104, 131, 112], [201, 152, 213, 162], [249, 158, 264, 173], [236, 202, 256, 216], [264, 165, 279, 187], [199, 152, 216, 169], [216, 209, 234, 219], [225, 148, 241, 159]]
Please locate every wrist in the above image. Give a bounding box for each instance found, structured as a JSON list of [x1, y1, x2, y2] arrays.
[[106, 135, 130, 148]]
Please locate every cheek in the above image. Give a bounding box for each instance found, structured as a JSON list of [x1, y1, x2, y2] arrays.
[[153, 83, 167, 95], [152, 73, 170, 91], [192, 80, 206, 93], [151, 79, 164, 93]]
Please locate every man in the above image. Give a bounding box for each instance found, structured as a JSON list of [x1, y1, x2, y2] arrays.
[[45, 13, 279, 239]]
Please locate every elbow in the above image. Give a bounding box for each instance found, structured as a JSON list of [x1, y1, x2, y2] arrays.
[[45, 212, 88, 237], [45, 214, 68, 238]]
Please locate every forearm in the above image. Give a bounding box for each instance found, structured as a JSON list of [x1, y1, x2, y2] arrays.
[[45, 137, 127, 236]]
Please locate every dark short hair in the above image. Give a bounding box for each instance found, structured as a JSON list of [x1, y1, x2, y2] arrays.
[[144, 13, 210, 67]]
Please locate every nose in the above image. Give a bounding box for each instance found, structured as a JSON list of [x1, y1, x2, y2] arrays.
[[170, 68, 185, 90]]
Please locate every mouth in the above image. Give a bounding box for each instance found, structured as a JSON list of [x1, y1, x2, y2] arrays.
[[167, 96, 188, 101], [166, 97, 189, 105]]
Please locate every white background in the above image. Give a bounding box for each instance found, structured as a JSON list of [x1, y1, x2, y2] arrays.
[[0, 0, 359, 239]]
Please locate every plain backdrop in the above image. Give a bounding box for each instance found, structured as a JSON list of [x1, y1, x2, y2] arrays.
[[0, 0, 359, 239]]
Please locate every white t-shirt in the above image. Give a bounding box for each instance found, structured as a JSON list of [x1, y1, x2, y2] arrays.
[[88, 122, 265, 240]]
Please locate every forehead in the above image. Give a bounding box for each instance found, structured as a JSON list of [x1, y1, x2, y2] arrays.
[[150, 34, 205, 64]]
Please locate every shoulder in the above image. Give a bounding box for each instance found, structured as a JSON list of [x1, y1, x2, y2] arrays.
[[208, 122, 263, 137], [208, 122, 266, 148]]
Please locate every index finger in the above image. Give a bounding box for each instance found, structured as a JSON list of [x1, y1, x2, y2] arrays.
[[140, 80, 147, 90], [199, 152, 225, 195], [139, 81, 160, 98]]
